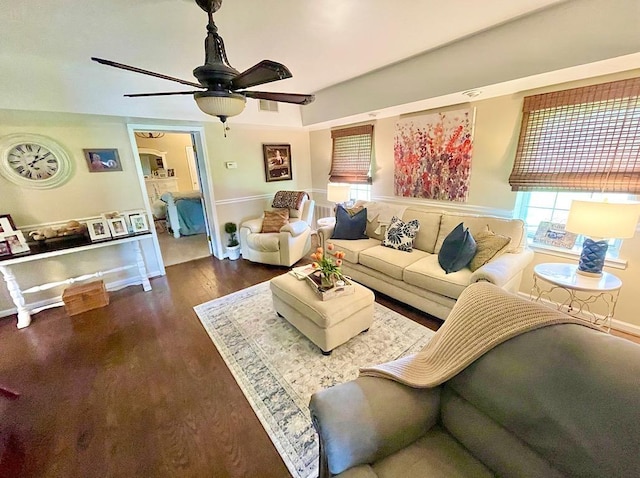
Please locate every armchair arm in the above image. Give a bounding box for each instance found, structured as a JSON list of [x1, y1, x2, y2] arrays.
[[309, 376, 441, 477], [240, 218, 264, 234], [470, 248, 534, 287], [280, 219, 308, 237]]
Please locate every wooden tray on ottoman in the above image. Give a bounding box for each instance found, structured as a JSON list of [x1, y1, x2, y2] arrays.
[[305, 271, 355, 301], [62, 280, 109, 316]]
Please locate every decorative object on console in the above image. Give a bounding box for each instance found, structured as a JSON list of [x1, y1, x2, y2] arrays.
[[107, 217, 129, 237], [394, 107, 474, 202], [86, 218, 111, 241], [326, 183, 351, 209], [27, 220, 88, 242], [310, 244, 345, 288], [533, 221, 577, 249], [0, 133, 73, 189], [331, 205, 367, 240], [469, 225, 511, 272], [83, 149, 122, 172], [263, 144, 292, 182], [565, 199, 640, 276], [382, 215, 420, 252], [91, 0, 314, 126], [438, 222, 477, 273]]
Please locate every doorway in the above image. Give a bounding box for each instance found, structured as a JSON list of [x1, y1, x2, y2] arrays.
[[127, 125, 223, 270]]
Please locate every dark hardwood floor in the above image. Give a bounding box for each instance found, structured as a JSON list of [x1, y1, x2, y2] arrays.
[[0, 254, 441, 478]]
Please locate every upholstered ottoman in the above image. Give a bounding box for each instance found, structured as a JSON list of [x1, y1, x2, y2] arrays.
[[270, 273, 375, 354]]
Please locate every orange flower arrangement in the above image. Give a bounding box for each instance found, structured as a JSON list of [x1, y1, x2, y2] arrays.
[[310, 243, 345, 285]]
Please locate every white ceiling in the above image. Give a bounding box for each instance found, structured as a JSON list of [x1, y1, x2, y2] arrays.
[[0, 0, 637, 126]]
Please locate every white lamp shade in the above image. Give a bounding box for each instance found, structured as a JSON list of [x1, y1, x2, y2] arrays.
[[194, 92, 246, 118], [327, 183, 351, 203], [566, 200, 640, 239]]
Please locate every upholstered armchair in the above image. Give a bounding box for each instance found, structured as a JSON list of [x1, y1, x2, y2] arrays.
[[240, 191, 315, 267]]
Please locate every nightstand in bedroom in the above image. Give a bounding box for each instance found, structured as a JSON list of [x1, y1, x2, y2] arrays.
[[530, 262, 621, 332]]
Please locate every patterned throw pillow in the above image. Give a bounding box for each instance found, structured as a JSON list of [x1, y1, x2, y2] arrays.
[[382, 216, 420, 252], [261, 209, 290, 233], [469, 226, 512, 272], [438, 222, 477, 273]]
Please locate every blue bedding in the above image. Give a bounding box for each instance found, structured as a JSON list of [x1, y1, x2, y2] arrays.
[[160, 191, 206, 236]]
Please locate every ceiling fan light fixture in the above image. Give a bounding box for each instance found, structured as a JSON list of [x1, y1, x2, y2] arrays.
[[194, 91, 246, 122]]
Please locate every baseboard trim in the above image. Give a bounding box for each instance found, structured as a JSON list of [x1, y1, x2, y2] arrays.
[[517, 291, 640, 337], [0, 274, 161, 320]]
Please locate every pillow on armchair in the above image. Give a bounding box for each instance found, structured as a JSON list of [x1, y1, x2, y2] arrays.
[[261, 209, 290, 233]]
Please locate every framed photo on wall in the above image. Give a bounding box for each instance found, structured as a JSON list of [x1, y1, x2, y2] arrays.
[[84, 149, 123, 172], [263, 144, 292, 182]]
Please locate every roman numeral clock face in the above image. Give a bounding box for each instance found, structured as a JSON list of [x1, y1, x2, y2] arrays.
[[0, 134, 73, 189]]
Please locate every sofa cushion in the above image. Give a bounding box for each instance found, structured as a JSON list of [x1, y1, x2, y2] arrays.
[[438, 223, 477, 273], [469, 226, 512, 272], [261, 208, 289, 233], [401, 208, 442, 254], [435, 214, 525, 254], [382, 216, 420, 252], [403, 255, 471, 300], [332, 205, 368, 240], [327, 238, 381, 264], [359, 246, 429, 281], [371, 426, 494, 478]]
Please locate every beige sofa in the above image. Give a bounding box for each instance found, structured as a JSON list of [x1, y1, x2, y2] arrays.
[[319, 202, 534, 320]]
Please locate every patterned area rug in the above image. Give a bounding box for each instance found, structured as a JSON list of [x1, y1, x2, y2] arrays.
[[194, 280, 435, 478]]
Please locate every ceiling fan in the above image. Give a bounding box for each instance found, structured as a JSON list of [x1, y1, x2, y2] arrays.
[[91, 0, 314, 124]]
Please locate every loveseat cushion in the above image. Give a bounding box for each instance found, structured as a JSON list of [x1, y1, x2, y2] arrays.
[[370, 426, 493, 478], [435, 214, 525, 254], [403, 255, 471, 299], [359, 246, 429, 281], [327, 238, 381, 264]]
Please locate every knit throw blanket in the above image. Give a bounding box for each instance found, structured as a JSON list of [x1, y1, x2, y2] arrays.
[[360, 282, 599, 388], [272, 191, 308, 210]]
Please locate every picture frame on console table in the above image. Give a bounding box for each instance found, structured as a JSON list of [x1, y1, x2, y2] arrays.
[[0, 240, 11, 257], [86, 219, 112, 241], [0, 230, 30, 255], [107, 217, 129, 237], [0, 214, 16, 234]]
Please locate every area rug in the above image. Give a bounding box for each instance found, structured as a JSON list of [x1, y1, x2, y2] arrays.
[[194, 280, 435, 478]]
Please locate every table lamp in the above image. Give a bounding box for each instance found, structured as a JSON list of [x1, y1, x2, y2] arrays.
[[327, 183, 351, 209], [565, 200, 640, 277]]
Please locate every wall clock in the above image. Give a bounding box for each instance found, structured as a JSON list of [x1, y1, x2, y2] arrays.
[[0, 133, 73, 189]]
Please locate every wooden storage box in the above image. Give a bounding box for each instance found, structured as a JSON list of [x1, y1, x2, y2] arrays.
[[62, 280, 109, 316]]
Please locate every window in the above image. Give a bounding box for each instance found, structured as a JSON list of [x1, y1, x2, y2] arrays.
[[515, 191, 635, 258], [509, 77, 640, 193], [329, 125, 374, 184], [348, 183, 371, 202]]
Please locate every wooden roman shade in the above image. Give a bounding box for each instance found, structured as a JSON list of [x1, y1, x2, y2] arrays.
[[509, 77, 640, 192], [329, 125, 374, 184]]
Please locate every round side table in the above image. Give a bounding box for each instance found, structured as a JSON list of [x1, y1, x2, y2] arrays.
[[531, 263, 621, 332]]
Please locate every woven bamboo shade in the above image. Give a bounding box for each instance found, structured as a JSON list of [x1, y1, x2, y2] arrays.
[[509, 77, 640, 192], [329, 125, 374, 184]]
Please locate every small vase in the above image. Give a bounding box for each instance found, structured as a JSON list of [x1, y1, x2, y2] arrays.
[[320, 273, 334, 289]]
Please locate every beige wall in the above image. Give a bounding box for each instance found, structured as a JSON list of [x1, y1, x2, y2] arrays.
[[310, 70, 640, 331], [0, 110, 312, 318]]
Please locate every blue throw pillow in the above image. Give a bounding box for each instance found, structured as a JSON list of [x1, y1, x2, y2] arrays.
[[331, 206, 368, 240], [438, 223, 477, 274]]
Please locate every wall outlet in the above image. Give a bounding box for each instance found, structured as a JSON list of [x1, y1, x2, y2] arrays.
[[225, 162, 238, 169]]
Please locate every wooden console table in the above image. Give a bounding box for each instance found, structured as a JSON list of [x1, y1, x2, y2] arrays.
[[0, 233, 153, 329]]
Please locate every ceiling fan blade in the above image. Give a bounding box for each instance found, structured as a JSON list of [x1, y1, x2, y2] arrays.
[[242, 91, 315, 105], [231, 60, 293, 90], [125, 91, 201, 98], [91, 57, 204, 89]]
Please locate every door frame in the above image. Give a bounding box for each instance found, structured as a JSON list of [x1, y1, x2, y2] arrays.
[[126, 124, 224, 272]]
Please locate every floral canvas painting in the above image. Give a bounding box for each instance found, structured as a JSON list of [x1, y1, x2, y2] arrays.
[[394, 108, 474, 202]]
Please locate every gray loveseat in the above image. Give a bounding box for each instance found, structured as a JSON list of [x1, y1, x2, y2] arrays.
[[309, 285, 640, 477], [319, 201, 534, 320]]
